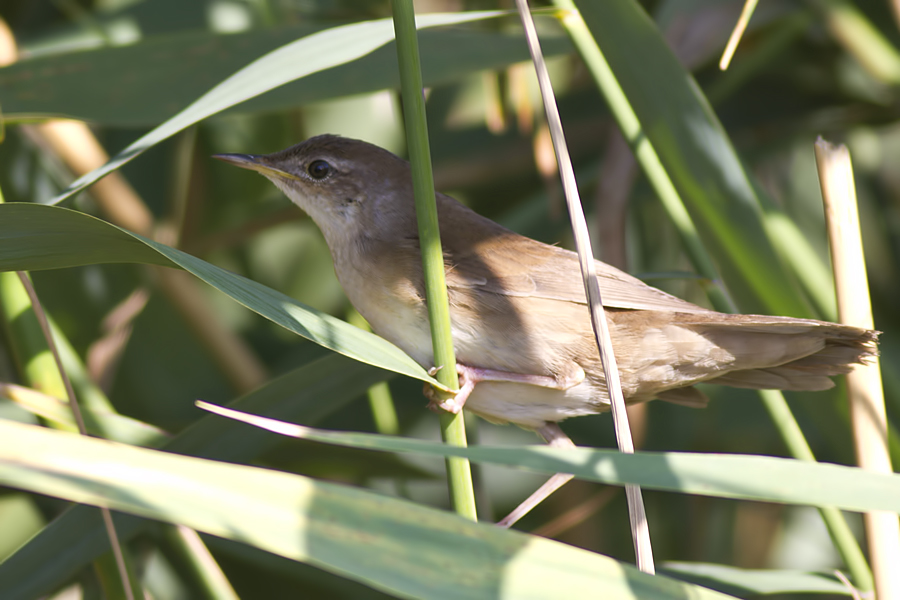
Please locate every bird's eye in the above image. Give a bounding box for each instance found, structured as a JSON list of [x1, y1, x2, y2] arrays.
[[307, 160, 332, 180]]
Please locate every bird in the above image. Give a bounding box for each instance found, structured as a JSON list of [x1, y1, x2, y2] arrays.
[[215, 135, 877, 517]]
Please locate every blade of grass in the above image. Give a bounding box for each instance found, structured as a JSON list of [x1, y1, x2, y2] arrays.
[[553, 0, 734, 313], [0, 383, 168, 446], [1, 136, 233, 591], [0, 418, 740, 600], [660, 562, 858, 597], [564, 0, 809, 317], [391, 0, 476, 521], [160, 525, 239, 600], [348, 310, 400, 436], [0, 354, 392, 598], [0, 271, 67, 400], [758, 389, 874, 592], [806, 0, 900, 84], [0, 203, 441, 388], [551, 1, 873, 588], [194, 402, 900, 514], [47, 11, 514, 207], [0, 23, 574, 127]]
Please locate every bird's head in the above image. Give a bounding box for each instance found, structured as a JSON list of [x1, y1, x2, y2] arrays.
[[215, 135, 418, 249]]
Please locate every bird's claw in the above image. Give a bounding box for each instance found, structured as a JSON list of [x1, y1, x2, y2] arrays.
[[423, 384, 464, 414], [424, 365, 473, 414]]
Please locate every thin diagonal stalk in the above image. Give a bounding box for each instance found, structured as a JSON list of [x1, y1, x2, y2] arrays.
[[516, 0, 653, 573], [14, 270, 137, 600], [160, 525, 240, 600], [390, 0, 477, 520], [0, 270, 68, 401], [719, 0, 760, 70], [0, 182, 137, 598], [552, 1, 872, 589], [9, 272, 238, 599], [0, 174, 236, 598], [758, 389, 874, 592]]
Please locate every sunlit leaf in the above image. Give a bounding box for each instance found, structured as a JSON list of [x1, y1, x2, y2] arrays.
[[198, 402, 900, 514], [0, 203, 437, 386], [573, 0, 811, 317], [48, 11, 517, 204], [660, 563, 855, 597], [0, 419, 736, 600], [0, 22, 571, 127], [0, 353, 391, 598]]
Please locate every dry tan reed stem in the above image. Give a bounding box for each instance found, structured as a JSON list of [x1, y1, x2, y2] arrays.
[[816, 137, 900, 600], [515, 0, 654, 573], [35, 121, 154, 235], [719, 0, 759, 70]]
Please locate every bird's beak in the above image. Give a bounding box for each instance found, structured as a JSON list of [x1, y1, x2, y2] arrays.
[[213, 153, 302, 181]]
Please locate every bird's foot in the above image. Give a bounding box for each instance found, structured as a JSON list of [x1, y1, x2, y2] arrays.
[[424, 364, 477, 414]]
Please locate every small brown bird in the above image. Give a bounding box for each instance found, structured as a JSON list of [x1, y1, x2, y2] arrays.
[[216, 135, 878, 443]]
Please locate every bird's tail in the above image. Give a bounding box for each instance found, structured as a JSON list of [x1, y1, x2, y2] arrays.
[[688, 314, 878, 392]]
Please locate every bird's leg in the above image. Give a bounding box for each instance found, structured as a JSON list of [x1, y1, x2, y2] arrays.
[[496, 423, 575, 528], [421, 365, 582, 526], [425, 362, 586, 414]]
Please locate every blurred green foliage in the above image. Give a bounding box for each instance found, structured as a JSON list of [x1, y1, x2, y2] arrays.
[[0, 0, 898, 597]]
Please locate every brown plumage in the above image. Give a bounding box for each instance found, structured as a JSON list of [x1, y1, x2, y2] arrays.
[[216, 135, 878, 430]]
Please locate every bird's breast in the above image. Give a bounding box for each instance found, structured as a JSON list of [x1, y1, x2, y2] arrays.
[[336, 259, 435, 366]]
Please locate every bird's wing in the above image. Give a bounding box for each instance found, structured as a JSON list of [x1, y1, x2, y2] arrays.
[[435, 191, 711, 313], [443, 223, 711, 313]]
